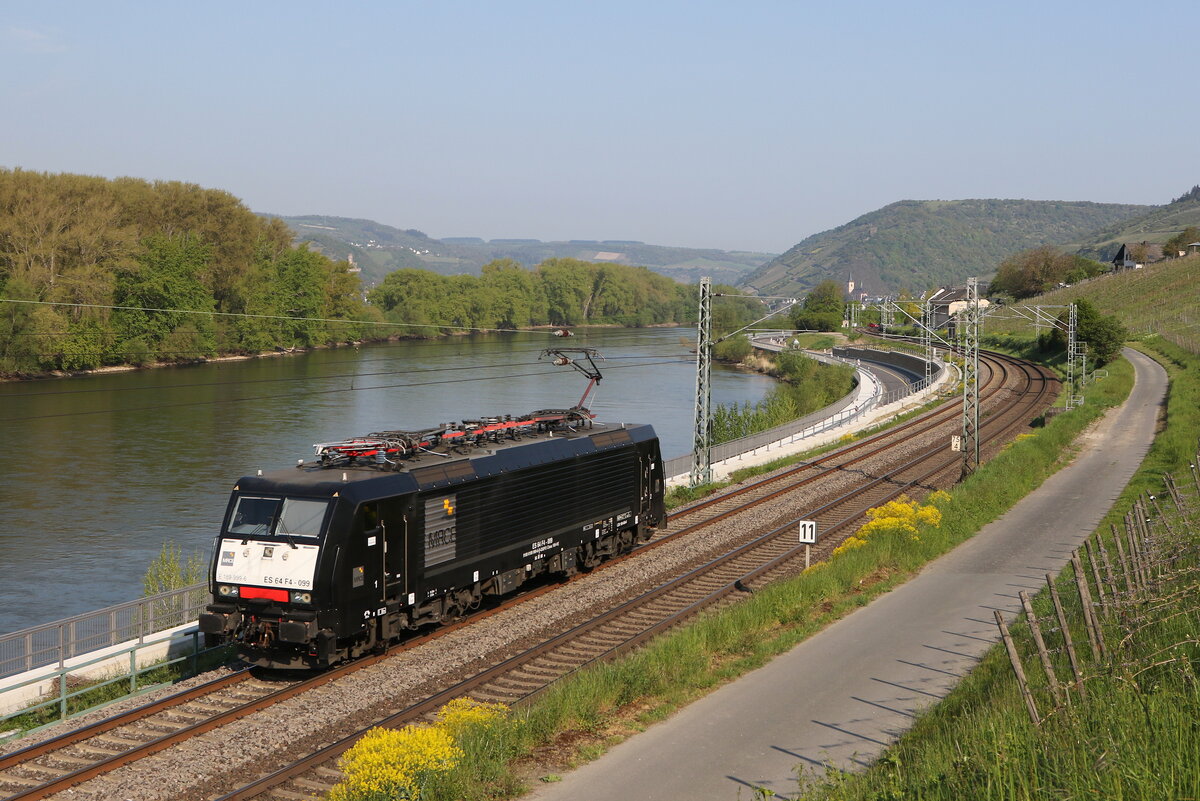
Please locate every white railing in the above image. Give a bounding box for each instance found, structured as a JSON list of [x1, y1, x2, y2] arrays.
[[663, 339, 945, 481]]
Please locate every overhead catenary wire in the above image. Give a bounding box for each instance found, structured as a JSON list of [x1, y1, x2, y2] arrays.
[[0, 297, 697, 372], [2, 354, 691, 398], [0, 358, 690, 423], [0, 298, 580, 337]]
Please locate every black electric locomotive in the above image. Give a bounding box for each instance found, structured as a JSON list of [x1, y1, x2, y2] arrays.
[[199, 409, 666, 669]]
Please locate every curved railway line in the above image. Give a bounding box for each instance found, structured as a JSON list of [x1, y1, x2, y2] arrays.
[[0, 348, 1057, 801]]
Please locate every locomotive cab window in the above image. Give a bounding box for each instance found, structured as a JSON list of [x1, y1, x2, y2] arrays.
[[227, 496, 330, 540]]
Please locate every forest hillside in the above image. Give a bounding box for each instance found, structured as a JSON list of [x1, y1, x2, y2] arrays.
[[0, 169, 377, 375], [744, 199, 1149, 298]]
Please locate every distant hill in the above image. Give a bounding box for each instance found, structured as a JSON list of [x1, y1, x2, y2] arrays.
[[1073, 186, 1200, 261], [264, 214, 774, 287], [742, 199, 1150, 298]]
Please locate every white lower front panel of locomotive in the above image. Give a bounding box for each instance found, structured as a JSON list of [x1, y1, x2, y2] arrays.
[[215, 539, 319, 590]]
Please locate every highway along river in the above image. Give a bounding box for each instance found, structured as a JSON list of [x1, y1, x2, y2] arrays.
[[0, 327, 775, 632]]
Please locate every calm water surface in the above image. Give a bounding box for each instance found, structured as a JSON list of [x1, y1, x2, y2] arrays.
[[0, 328, 774, 632]]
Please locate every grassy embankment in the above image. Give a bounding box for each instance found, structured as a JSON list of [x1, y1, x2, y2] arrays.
[[789, 258, 1200, 800], [402, 336, 1134, 800], [984, 252, 1200, 352], [798, 336, 1199, 801]]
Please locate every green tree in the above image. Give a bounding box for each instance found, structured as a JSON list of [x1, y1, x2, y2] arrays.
[[480, 259, 547, 328], [792, 279, 844, 331], [714, 333, 752, 361], [991, 246, 1066, 298], [0, 169, 371, 372], [537, 258, 591, 325], [1164, 226, 1200, 258], [1042, 298, 1126, 366], [0, 276, 39, 372], [1075, 298, 1126, 366], [272, 247, 330, 346], [113, 234, 216, 360]]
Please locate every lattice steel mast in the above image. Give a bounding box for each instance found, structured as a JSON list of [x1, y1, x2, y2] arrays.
[[921, 298, 933, 386], [1066, 302, 1079, 408], [960, 277, 981, 478], [691, 277, 713, 486]]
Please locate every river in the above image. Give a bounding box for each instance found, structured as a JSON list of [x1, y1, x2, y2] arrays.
[[0, 327, 775, 633]]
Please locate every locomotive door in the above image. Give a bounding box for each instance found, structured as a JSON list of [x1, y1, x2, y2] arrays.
[[382, 499, 412, 596], [641, 453, 655, 516], [359, 504, 387, 614]]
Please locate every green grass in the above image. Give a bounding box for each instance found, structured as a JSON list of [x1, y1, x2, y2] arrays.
[[985, 253, 1200, 354], [795, 336, 1200, 801], [414, 353, 1134, 801]]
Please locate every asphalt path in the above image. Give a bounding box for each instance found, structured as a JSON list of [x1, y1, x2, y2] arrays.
[[528, 347, 1166, 801], [859, 360, 915, 396]]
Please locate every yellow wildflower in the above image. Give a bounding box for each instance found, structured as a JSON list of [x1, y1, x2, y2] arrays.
[[435, 697, 508, 737], [832, 536, 868, 556], [329, 725, 462, 801]]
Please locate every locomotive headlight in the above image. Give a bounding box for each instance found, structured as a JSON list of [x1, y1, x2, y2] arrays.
[[217, 585, 239, 597], [291, 591, 313, 604]]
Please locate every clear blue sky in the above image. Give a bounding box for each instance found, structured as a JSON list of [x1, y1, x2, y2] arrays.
[[3, 1, 1197, 254]]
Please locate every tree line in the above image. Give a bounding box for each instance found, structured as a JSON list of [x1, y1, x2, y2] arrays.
[[0, 170, 710, 376], [0, 169, 380, 374], [367, 259, 696, 331], [990, 246, 1113, 299]]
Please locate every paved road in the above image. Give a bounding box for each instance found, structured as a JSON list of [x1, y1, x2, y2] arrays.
[[528, 348, 1166, 801], [860, 359, 915, 397]]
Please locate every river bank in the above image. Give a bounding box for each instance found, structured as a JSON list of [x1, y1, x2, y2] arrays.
[[0, 321, 695, 383]]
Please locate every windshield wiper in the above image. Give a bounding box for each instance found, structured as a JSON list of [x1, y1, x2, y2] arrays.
[[275, 522, 299, 549], [241, 522, 269, 545]]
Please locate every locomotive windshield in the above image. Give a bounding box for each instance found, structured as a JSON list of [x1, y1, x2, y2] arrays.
[[227, 496, 329, 541]]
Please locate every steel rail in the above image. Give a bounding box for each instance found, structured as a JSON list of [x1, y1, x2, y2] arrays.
[[210, 351, 1055, 801]]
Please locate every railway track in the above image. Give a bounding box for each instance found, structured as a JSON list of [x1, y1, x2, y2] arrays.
[[208, 351, 1055, 801], [0, 349, 1055, 801]]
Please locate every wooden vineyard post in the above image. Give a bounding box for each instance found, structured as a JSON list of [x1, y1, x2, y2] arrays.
[[1071, 551, 1105, 661], [1148, 493, 1175, 538], [995, 610, 1040, 725], [1096, 533, 1118, 609], [1124, 515, 1147, 591], [1083, 539, 1107, 607], [1165, 473, 1191, 527], [1135, 497, 1154, 569], [1019, 590, 1062, 706], [1047, 574, 1087, 702], [1112, 522, 1135, 597]]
